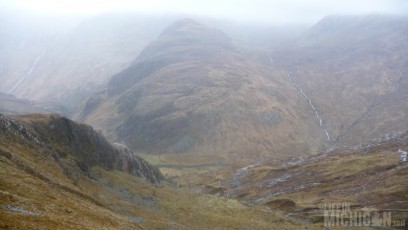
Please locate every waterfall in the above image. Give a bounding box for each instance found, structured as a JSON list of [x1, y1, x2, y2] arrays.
[[7, 49, 46, 94], [287, 70, 331, 141]]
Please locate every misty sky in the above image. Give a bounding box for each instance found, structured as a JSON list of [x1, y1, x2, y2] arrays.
[[3, 0, 408, 24]]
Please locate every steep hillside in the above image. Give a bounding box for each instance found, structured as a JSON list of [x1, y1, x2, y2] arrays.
[[77, 19, 326, 163], [211, 131, 408, 225], [0, 10, 170, 112], [1, 113, 162, 183], [0, 113, 314, 229], [269, 15, 408, 146]]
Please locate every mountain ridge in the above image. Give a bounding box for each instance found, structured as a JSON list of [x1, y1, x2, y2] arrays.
[[77, 18, 326, 162], [268, 14, 408, 147], [1, 113, 162, 183]]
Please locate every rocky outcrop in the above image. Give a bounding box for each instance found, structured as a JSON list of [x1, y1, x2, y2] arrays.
[[113, 143, 163, 183], [0, 113, 162, 183]]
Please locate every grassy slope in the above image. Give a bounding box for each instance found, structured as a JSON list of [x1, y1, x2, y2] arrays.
[[0, 114, 319, 229], [0, 144, 305, 229], [216, 132, 408, 224]]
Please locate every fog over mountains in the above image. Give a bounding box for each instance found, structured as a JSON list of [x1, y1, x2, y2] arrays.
[[75, 19, 325, 161], [1, 4, 408, 228], [1, 10, 407, 158]]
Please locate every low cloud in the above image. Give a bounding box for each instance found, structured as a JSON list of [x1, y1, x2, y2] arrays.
[[5, 0, 408, 24]]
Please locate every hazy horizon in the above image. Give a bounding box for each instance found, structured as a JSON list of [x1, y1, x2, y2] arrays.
[[2, 0, 408, 25]]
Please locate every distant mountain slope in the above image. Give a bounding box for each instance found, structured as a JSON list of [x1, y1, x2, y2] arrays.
[[0, 93, 65, 115], [77, 19, 326, 162], [270, 15, 408, 146], [0, 10, 170, 112]]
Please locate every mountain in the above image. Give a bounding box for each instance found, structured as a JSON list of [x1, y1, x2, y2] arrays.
[[0, 113, 309, 229], [0, 10, 171, 112], [2, 14, 408, 229], [269, 15, 408, 146], [76, 19, 327, 163], [0, 93, 65, 115]]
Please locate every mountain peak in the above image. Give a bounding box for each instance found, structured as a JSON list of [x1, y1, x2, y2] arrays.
[[83, 19, 326, 161], [160, 18, 228, 38], [135, 18, 234, 62], [106, 19, 238, 95], [165, 18, 203, 29]]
